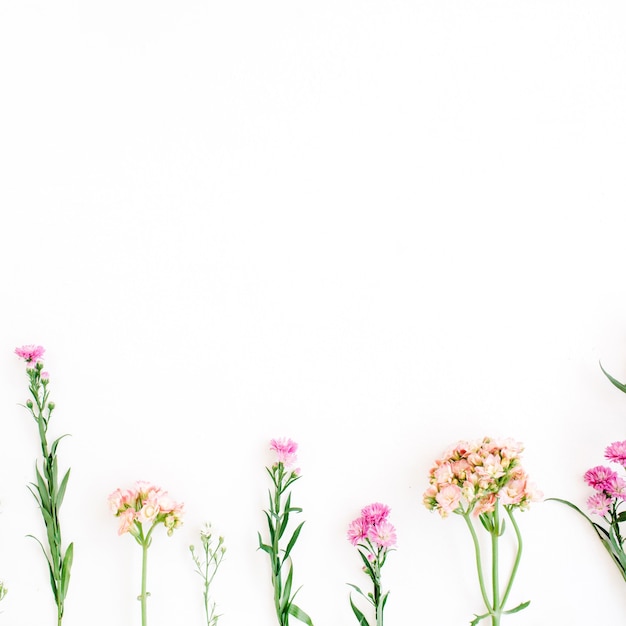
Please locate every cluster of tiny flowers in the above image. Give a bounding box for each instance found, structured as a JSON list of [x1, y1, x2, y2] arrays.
[[585, 440, 626, 516], [108, 481, 184, 536], [423, 436, 542, 518], [347, 502, 397, 549], [270, 437, 299, 471]]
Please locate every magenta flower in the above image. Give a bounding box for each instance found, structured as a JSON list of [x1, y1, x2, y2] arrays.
[[14, 344, 45, 364], [605, 440, 626, 467], [584, 465, 618, 491], [587, 492, 613, 517], [270, 437, 298, 468], [361, 502, 390, 525]]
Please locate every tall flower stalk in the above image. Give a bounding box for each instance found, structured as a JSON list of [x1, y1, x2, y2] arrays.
[[346, 503, 396, 626], [108, 481, 184, 626], [15, 345, 73, 626], [189, 523, 226, 626], [550, 440, 626, 582], [423, 437, 541, 626], [258, 438, 313, 626]]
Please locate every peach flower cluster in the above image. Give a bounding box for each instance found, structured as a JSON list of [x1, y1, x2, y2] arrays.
[[108, 481, 184, 536], [423, 436, 541, 518]]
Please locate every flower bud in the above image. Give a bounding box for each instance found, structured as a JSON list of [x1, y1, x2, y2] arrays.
[[26, 400, 33, 409], [47, 402, 55, 410]]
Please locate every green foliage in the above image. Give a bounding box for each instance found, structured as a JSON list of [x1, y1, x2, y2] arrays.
[[259, 462, 313, 626], [21, 362, 73, 626], [189, 524, 226, 626]]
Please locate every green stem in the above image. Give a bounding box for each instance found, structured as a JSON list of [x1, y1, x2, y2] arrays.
[[491, 505, 500, 626], [463, 513, 491, 613], [141, 541, 148, 626], [500, 507, 523, 610]]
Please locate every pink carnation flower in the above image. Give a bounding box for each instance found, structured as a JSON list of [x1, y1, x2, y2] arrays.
[[15, 344, 45, 364], [270, 437, 298, 468], [368, 520, 397, 548], [605, 441, 626, 467], [584, 465, 618, 491]]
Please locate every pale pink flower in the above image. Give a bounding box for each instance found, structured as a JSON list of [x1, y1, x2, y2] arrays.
[[347, 517, 369, 546], [368, 520, 397, 548], [270, 437, 298, 468], [108, 488, 132, 514], [433, 462, 454, 485], [473, 493, 497, 516], [584, 466, 618, 491], [477, 454, 506, 480], [137, 497, 160, 524], [435, 484, 462, 517], [361, 502, 390, 525], [607, 477, 626, 500], [15, 345, 45, 364], [118, 508, 136, 535], [41, 371, 50, 381], [605, 441, 626, 467], [587, 492, 613, 517], [499, 479, 527, 505]]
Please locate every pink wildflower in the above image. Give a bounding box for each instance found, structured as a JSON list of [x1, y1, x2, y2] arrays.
[[15, 345, 45, 364], [587, 492, 613, 517], [368, 520, 397, 548], [361, 502, 390, 525], [584, 466, 618, 491], [605, 441, 626, 467], [270, 437, 298, 468], [118, 508, 136, 535], [347, 517, 369, 546]]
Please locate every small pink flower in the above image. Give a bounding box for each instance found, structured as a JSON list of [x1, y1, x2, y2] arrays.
[[15, 345, 45, 364], [270, 437, 298, 468], [607, 477, 626, 500], [499, 479, 526, 505], [584, 466, 618, 491], [473, 493, 497, 517], [605, 441, 626, 467], [587, 492, 613, 516], [435, 483, 462, 517], [347, 516, 369, 546], [368, 520, 397, 548], [118, 508, 136, 535], [361, 502, 390, 525]]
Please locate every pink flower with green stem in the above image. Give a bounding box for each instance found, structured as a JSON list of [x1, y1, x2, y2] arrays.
[[424, 436, 541, 626], [346, 503, 396, 626], [15, 345, 73, 626], [108, 481, 184, 626], [258, 438, 313, 626], [551, 439, 626, 582]]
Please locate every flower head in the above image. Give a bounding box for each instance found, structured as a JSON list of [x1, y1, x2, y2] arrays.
[[605, 441, 626, 467], [368, 519, 397, 548], [270, 437, 298, 468], [587, 492, 613, 517], [15, 345, 45, 365], [361, 502, 390, 525], [584, 465, 618, 492]]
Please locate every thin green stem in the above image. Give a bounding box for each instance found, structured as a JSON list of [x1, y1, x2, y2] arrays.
[[491, 505, 500, 626], [463, 513, 491, 612], [500, 507, 523, 609], [141, 541, 148, 626]]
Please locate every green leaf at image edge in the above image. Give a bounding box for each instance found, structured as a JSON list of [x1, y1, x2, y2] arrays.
[[600, 361, 626, 394]]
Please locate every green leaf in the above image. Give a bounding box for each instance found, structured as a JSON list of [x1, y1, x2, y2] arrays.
[[257, 532, 272, 554], [51, 433, 70, 456], [281, 563, 294, 613], [600, 361, 626, 394], [288, 603, 314, 626], [349, 595, 371, 626], [34, 466, 50, 510], [60, 542, 74, 599], [503, 600, 530, 615], [57, 468, 71, 509], [616, 511, 626, 523], [470, 612, 490, 626], [284, 522, 305, 561]]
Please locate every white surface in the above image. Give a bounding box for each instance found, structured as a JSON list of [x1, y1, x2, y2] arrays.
[[1, 1, 626, 624]]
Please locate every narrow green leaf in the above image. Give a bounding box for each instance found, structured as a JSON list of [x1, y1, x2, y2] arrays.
[[503, 600, 530, 615], [60, 544, 73, 600], [288, 602, 314, 626], [600, 361, 626, 394], [57, 468, 71, 509], [51, 433, 70, 456], [35, 466, 50, 510], [284, 522, 305, 561], [349, 595, 371, 626]]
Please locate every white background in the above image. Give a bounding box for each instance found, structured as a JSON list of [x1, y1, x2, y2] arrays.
[[1, 1, 626, 625]]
